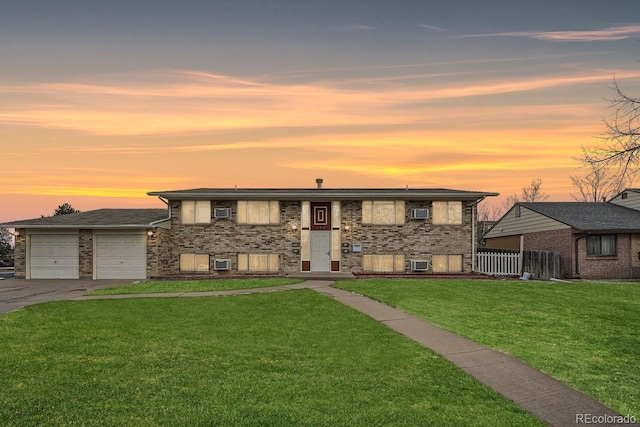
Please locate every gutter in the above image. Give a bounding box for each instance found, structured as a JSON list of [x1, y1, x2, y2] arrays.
[[149, 203, 171, 229], [147, 190, 500, 201]]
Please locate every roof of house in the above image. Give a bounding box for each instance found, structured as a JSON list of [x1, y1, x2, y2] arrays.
[[609, 188, 640, 201], [519, 202, 640, 232], [0, 209, 169, 229], [148, 187, 498, 201]]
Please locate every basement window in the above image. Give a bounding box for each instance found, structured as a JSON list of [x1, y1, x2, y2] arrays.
[[180, 254, 210, 272], [237, 254, 280, 272], [362, 254, 405, 272], [432, 255, 463, 273]]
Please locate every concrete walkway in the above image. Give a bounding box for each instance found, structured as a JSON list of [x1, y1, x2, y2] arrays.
[[299, 281, 633, 427], [8, 279, 635, 426]]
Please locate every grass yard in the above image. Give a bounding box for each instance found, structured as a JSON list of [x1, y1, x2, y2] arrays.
[[88, 278, 303, 295], [0, 290, 541, 426], [335, 278, 640, 418]]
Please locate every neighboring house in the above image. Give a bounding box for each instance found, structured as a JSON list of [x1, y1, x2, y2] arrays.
[[609, 188, 640, 210], [483, 200, 640, 279], [1, 183, 497, 280]]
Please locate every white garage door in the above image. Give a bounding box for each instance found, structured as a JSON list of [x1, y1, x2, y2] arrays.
[[95, 234, 147, 279], [30, 234, 79, 279]]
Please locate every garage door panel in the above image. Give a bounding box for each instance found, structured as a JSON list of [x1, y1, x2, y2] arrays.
[[29, 234, 79, 279], [95, 234, 147, 279]]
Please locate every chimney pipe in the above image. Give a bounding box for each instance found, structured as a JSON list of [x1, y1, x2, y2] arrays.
[[316, 178, 323, 189]]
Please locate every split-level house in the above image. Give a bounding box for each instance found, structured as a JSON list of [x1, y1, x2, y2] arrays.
[[1, 183, 497, 280], [483, 189, 640, 279]]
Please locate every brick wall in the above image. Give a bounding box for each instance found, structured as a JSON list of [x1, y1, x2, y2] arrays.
[[576, 233, 633, 279], [159, 199, 476, 276], [78, 229, 93, 279], [159, 200, 301, 276], [13, 229, 26, 279], [523, 228, 573, 278]]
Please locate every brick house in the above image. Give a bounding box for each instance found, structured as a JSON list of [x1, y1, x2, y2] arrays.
[[1, 183, 497, 280], [483, 198, 640, 279]]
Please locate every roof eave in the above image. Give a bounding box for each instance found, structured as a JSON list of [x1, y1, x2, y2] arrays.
[[7, 224, 158, 229], [147, 190, 499, 201]]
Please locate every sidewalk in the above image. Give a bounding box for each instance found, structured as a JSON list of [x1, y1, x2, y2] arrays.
[[77, 279, 632, 427]]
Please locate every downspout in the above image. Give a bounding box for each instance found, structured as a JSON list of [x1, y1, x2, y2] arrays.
[[472, 202, 476, 272], [574, 233, 587, 277], [148, 197, 171, 279], [472, 195, 489, 272], [628, 234, 633, 279]]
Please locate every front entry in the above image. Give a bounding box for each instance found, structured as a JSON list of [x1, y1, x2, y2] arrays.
[[310, 202, 331, 272], [310, 231, 331, 271]]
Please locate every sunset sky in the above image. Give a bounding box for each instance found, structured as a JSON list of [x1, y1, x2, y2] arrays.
[[2, 0, 640, 222]]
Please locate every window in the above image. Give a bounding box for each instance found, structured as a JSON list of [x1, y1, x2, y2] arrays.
[[622, 192, 628, 199], [432, 255, 463, 273], [587, 235, 616, 256], [180, 254, 210, 272], [362, 201, 405, 225], [362, 254, 405, 272], [432, 201, 462, 225], [514, 205, 521, 218], [182, 201, 211, 224], [237, 201, 280, 224], [237, 254, 280, 272]]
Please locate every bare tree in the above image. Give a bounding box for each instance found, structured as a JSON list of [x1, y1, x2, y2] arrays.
[[478, 178, 549, 222], [570, 162, 628, 202], [500, 178, 549, 212], [520, 177, 549, 202], [583, 79, 640, 185]]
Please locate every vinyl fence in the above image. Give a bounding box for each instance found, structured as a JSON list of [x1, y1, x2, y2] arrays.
[[476, 249, 521, 276], [476, 248, 563, 280]]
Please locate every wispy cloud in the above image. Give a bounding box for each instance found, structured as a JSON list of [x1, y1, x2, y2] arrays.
[[0, 68, 636, 136], [460, 24, 640, 42], [418, 24, 446, 31], [329, 24, 375, 32]]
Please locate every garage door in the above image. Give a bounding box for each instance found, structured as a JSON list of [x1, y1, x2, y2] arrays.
[[30, 234, 79, 279], [95, 234, 147, 279]]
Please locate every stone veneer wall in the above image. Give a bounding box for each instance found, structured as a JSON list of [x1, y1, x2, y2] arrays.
[[158, 200, 301, 276], [159, 199, 476, 276], [79, 229, 93, 279], [13, 229, 26, 279], [341, 200, 475, 273]]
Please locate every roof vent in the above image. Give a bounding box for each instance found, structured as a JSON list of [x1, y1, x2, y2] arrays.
[[316, 178, 323, 189]]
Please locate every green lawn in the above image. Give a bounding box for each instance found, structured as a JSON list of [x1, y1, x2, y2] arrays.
[[88, 278, 303, 295], [335, 278, 640, 418], [0, 291, 541, 426]]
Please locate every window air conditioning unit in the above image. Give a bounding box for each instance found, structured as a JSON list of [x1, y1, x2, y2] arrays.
[[214, 208, 231, 219], [411, 208, 429, 219], [214, 259, 231, 271], [411, 260, 429, 272]]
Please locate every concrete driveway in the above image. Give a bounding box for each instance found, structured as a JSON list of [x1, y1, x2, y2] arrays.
[[0, 279, 133, 314]]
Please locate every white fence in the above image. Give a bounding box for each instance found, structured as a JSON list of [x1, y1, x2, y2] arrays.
[[476, 251, 521, 276]]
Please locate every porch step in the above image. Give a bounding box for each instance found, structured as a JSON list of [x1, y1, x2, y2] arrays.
[[287, 272, 356, 280]]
